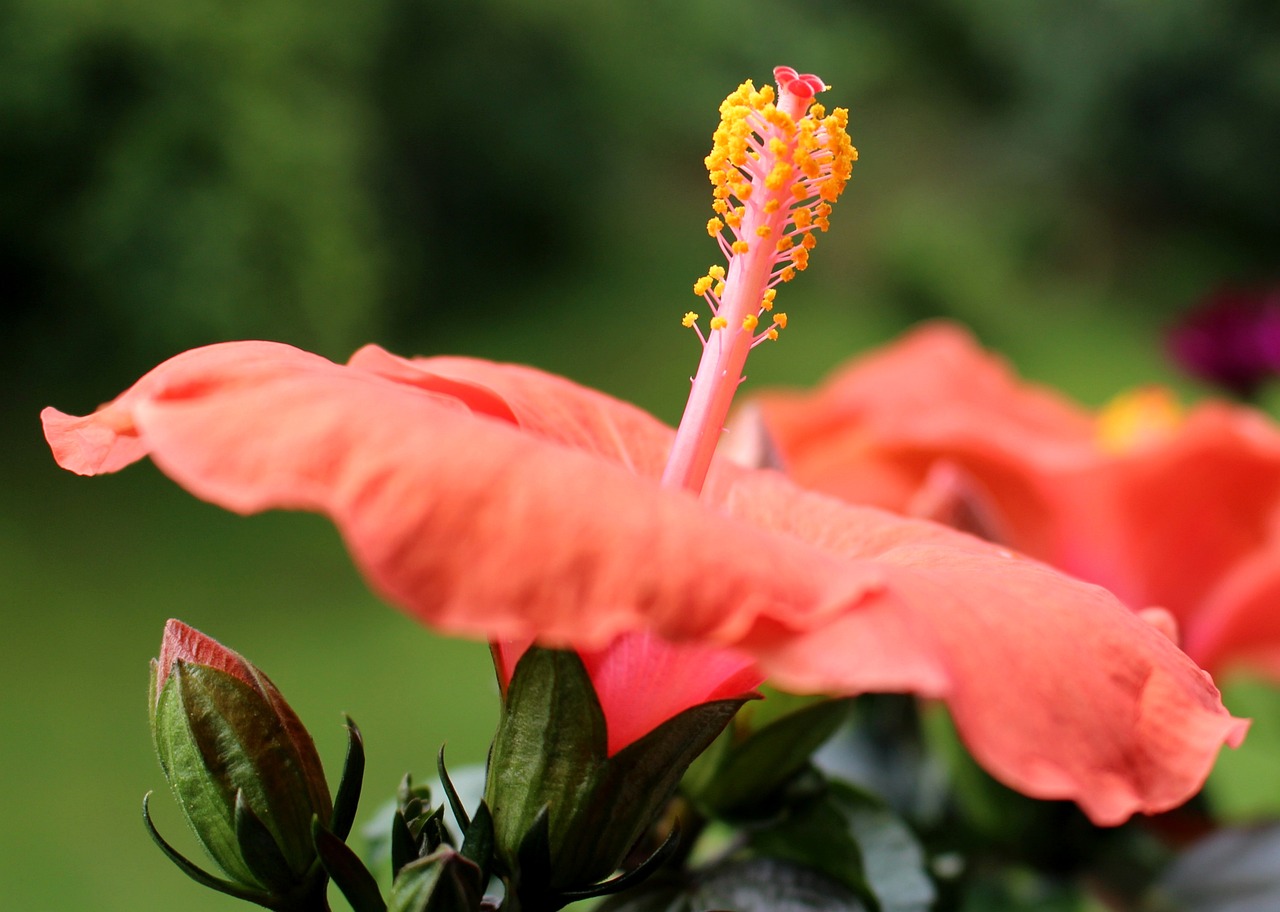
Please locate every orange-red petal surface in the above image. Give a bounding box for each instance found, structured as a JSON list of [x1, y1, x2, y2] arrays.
[[755, 322, 1280, 681], [44, 340, 1247, 824]]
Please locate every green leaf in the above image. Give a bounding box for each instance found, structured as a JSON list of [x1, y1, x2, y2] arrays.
[[751, 779, 934, 912], [1146, 824, 1280, 912], [599, 857, 868, 912], [690, 697, 853, 818]]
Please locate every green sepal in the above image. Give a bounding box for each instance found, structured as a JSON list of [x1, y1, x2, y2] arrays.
[[330, 716, 366, 841], [556, 695, 747, 887], [235, 790, 298, 895], [486, 647, 747, 902], [438, 745, 471, 832], [142, 792, 277, 909], [559, 821, 681, 903], [459, 800, 494, 887], [485, 649, 608, 883], [313, 817, 388, 912], [387, 848, 485, 912], [686, 696, 854, 820]]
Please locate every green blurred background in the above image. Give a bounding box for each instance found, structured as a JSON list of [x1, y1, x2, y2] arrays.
[[4, 0, 1279, 908]]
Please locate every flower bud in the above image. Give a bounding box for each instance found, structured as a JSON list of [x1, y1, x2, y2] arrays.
[[147, 619, 333, 902]]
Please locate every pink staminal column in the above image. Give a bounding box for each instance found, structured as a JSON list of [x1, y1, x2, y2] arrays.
[[662, 66, 857, 493]]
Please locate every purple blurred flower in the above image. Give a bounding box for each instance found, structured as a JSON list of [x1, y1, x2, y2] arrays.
[[1169, 286, 1280, 399]]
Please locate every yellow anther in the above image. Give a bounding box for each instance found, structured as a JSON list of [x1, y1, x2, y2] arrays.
[[725, 208, 743, 229], [775, 236, 795, 253], [767, 328, 779, 341], [780, 266, 796, 282], [764, 199, 781, 214], [682, 312, 699, 328], [761, 289, 776, 310], [768, 138, 788, 157], [773, 312, 788, 329], [756, 225, 771, 238], [809, 102, 826, 119], [710, 316, 728, 330], [706, 218, 723, 237], [791, 182, 808, 200], [708, 265, 726, 280], [713, 281, 725, 297], [801, 232, 817, 249], [793, 208, 813, 229], [765, 162, 793, 191], [1097, 387, 1182, 454], [693, 276, 713, 296], [732, 239, 750, 254], [743, 314, 759, 331], [712, 199, 729, 215]]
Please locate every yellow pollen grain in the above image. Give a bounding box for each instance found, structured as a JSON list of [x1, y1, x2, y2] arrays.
[[756, 225, 771, 237], [780, 266, 796, 282], [764, 199, 781, 214], [732, 239, 750, 254], [682, 312, 699, 327], [713, 281, 725, 297], [743, 314, 758, 331], [706, 218, 723, 237], [793, 208, 813, 229], [773, 312, 788, 329], [775, 236, 794, 253], [693, 276, 712, 295], [710, 316, 728, 330], [801, 232, 817, 249], [767, 328, 779, 341], [709, 265, 726, 280]]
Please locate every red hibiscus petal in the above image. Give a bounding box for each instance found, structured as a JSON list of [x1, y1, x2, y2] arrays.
[[44, 340, 1247, 824]]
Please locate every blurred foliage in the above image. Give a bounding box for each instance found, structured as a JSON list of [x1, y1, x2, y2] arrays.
[[5, 0, 1278, 409], [6, 0, 1280, 909]]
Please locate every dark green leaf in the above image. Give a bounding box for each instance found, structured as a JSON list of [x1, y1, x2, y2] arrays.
[[601, 857, 867, 912], [692, 697, 853, 818], [752, 779, 934, 912], [313, 817, 387, 912], [331, 716, 366, 841]]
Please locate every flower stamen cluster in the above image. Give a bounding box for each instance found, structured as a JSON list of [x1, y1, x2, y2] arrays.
[[663, 67, 855, 493], [686, 65, 856, 349]]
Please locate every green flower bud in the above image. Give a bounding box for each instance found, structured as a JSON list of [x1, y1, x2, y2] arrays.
[[148, 619, 333, 904]]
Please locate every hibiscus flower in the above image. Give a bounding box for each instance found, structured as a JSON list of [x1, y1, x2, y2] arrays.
[[43, 71, 1244, 828], [751, 320, 1280, 681]]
